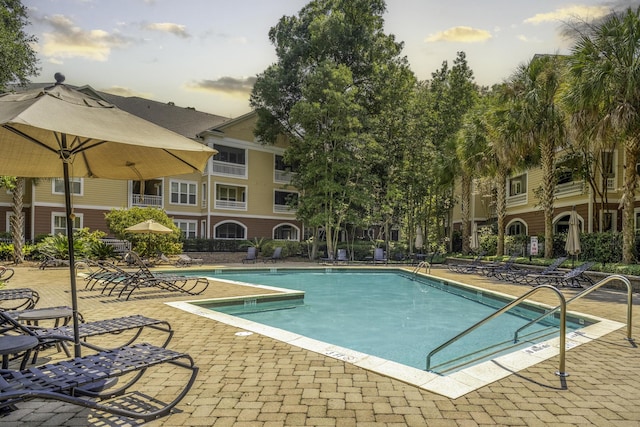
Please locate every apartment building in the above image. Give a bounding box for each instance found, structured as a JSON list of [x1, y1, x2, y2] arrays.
[[0, 86, 302, 242], [452, 147, 631, 241]]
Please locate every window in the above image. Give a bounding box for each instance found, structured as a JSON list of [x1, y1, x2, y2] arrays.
[[635, 209, 640, 231], [219, 186, 238, 201], [214, 222, 245, 239], [52, 212, 82, 235], [213, 144, 245, 165], [273, 224, 299, 240], [274, 190, 298, 212], [175, 220, 197, 239], [507, 220, 526, 235], [508, 174, 526, 196], [201, 183, 207, 208], [170, 180, 197, 205], [275, 155, 288, 172], [52, 178, 83, 195], [601, 151, 615, 189]]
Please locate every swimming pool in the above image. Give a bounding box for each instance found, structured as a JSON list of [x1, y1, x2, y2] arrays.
[[168, 268, 623, 398]]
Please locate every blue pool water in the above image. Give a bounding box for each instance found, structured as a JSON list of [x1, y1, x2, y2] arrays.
[[195, 269, 589, 373]]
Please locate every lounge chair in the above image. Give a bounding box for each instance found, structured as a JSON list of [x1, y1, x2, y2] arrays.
[[112, 252, 209, 300], [501, 256, 568, 284], [473, 254, 518, 278], [263, 247, 283, 263], [527, 261, 596, 288], [446, 251, 487, 273], [0, 341, 198, 422], [0, 288, 39, 311], [0, 266, 14, 282], [38, 251, 70, 270], [242, 247, 258, 264], [176, 253, 204, 267], [373, 248, 387, 264], [336, 248, 349, 264], [0, 310, 173, 363]]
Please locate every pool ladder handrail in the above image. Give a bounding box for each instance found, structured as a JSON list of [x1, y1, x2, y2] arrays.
[[412, 261, 430, 275], [426, 285, 570, 377], [514, 274, 634, 343]]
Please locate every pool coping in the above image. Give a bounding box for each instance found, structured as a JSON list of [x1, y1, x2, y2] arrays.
[[167, 269, 625, 399]]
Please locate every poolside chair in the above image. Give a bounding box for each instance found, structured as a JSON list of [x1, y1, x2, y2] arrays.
[[0, 288, 40, 311], [242, 247, 258, 264], [0, 341, 198, 422], [336, 248, 349, 264], [373, 248, 387, 265], [528, 261, 596, 288], [0, 266, 14, 282], [473, 254, 518, 278], [175, 253, 204, 267], [501, 256, 568, 284], [263, 247, 283, 263], [38, 251, 70, 270], [112, 252, 209, 300], [446, 251, 487, 274], [0, 310, 173, 363]]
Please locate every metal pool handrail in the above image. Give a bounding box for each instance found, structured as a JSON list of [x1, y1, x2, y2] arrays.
[[412, 261, 430, 275], [426, 285, 569, 377], [514, 274, 634, 343]]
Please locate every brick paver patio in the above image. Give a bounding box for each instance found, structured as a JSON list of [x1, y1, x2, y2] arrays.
[[1, 262, 638, 426]]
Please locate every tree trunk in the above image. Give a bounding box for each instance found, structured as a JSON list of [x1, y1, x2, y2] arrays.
[[460, 174, 471, 254], [496, 169, 507, 257], [540, 142, 555, 258], [622, 141, 639, 263], [11, 178, 25, 264]]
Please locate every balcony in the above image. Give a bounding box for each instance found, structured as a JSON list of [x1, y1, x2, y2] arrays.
[[274, 170, 294, 184], [212, 161, 246, 177], [214, 200, 247, 210], [555, 181, 585, 197], [506, 193, 527, 207], [131, 194, 162, 208], [273, 204, 296, 214]]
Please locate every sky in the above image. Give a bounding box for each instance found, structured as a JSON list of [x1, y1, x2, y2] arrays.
[[21, 0, 636, 118]]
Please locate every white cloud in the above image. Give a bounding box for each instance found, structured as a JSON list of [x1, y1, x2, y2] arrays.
[[524, 5, 610, 24], [40, 14, 131, 62], [425, 26, 492, 43], [143, 22, 191, 38], [185, 76, 257, 97]]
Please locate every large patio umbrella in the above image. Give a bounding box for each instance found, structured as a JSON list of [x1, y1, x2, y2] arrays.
[[125, 219, 174, 256], [0, 75, 216, 356], [469, 222, 480, 252], [414, 225, 423, 252], [565, 206, 581, 266]]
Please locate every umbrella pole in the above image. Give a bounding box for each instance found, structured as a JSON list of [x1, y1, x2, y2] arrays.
[[62, 144, 82, 358]]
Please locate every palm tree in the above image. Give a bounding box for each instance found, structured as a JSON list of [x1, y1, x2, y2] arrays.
[[0, 176, 26, 264], [502, 55, 566, 258], [561, 6, 640, 263]]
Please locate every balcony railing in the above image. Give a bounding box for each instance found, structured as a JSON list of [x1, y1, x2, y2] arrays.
[[131, 194, 162, 207], [273, 204, 296, 214], [214, 200, 247, 210], [506, 193, 527, 206], [555, 181, 585, 197], [212, 161, 246, 177], [274, 170, 294, 184]]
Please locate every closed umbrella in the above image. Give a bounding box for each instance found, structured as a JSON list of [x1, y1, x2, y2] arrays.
[[565, 207, 581, 266], [415, 225, 423, 251], [0, 75, 216, 356], [470, 222, 480, 252], [125, 219, 174, 256]]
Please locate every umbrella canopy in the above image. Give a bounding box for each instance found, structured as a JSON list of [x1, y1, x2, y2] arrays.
[[0, 76, 216, 356], [470, 222, 480, 252], [565, 207, 581, 257], [125, 219, 173, 235], [414, 225, 423, 251]]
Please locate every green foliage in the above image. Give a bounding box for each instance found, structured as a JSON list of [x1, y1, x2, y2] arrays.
[[88, 240, 117, 260], [105, 207, 182, 256], [0, 0, 39, 90]]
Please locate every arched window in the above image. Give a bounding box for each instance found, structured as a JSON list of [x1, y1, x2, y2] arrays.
[[214, 221, 246, 239], [273, 224, 299, 241], [506, 220, 527, 236]]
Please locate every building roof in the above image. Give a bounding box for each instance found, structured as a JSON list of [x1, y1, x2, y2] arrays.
[[6, 82, 230, 140]]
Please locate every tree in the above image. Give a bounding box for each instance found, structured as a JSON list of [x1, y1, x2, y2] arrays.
[[0, 0, 39, 91], [502, 54, 566, 258], [1, 0, 39, 263], [250, 0, 414, 257], [561, 6, 640, 263]]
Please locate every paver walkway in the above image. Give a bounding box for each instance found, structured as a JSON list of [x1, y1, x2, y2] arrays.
[[0, 262, 638, 426]]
